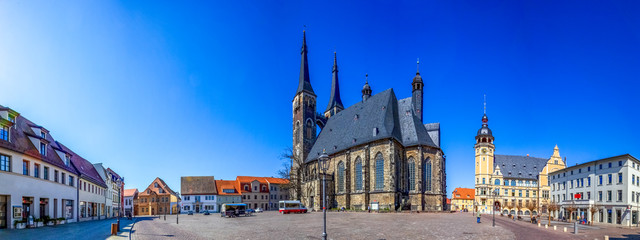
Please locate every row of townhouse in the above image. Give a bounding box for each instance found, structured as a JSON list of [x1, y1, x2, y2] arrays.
[[179, 176, 289, 213], [549, 154, 640, 226], [0, 105, 124, 229]]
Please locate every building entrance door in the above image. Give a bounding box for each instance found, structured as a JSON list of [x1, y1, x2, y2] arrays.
[[151, 208, 155, 215], [195, 205, 200, 213], [0, 195, 7, 229]]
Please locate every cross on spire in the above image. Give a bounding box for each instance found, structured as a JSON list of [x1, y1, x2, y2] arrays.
[[484, 94, 486, 114]]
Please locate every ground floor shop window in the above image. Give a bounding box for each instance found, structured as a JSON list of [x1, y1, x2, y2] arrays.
[[65, 200, 74, 219], [22, 197, 33, 219], [80, 202, 86, 218], [0, 195, 7, 229], [607, 210, 612, 223]]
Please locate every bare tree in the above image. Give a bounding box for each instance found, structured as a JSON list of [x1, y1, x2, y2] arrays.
[[547, 201, 559, 223], [277, 147, 303, 200], [565, 202, 577, 223], [589, 204, 600, 225], [526, 200, 537, 220]]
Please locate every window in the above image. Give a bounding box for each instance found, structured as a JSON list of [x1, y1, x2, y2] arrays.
[[154, 183, 158, 187], [482, 178, 485, 184], [337, 161, 345, 192], [69, 176, 74, 186], [40, 142, 46, 155], [618, 190, 623, 201], [607, 190, 612, 201], [495, 179, 500, 185], [355, 158, 363, 191], [408, 158, 415, 191], [64, 155, 70, 166], [608, 162, 612, 168], [43, 166, 49, 180], [424, 158, 432, 192], [244, 185, 249, 191], [375, 153, 384, 190], [0, 125, 8, 141], [526, 190, 529, 197], [0, 154, 10, 172], [588, 166, 591, 171], [619, 161, 623, 167], [599, 164, 602, 169], [61, 173, 65, 184], [254, 186, 257, 191], [618, 173, 623, 183], [608, 174, 612, 184], [587, 177, 591, 186], [34, 163, 40, 178], [23, 160, 29, 176], [511, 180, 516, 186], [518, 190, 522, 197], [634, 175, 636, 185], [599, 175, 603, 185], [587, 191, 591, 200], [54, 170, 59, 182]]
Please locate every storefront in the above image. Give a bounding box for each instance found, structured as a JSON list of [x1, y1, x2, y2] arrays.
[[64, 200, 73, 219], [21, 197, 33, 219], [39, 198, 49, 218], [0, 195, 7, 229]]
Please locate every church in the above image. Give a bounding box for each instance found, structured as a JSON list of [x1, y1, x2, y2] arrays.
[[292, 31, 447, 212]]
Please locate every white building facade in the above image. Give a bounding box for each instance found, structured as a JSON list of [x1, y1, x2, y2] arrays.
[[0, 107, 79, 229], [180, 176, 218, 213], [550, 154, 640, 226]]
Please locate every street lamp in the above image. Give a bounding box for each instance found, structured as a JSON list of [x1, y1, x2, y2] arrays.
[[493, 188, 498, 227], [318, 149, 330, 240], [176, 201, 179, 224]]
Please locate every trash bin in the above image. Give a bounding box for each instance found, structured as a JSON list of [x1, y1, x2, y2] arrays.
[[111, 223, 118, 235]]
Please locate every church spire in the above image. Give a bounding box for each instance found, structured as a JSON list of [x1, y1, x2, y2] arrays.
[[296, 30, 315, 95], [362, 73, 372, 101], [325, 52, 344, 118]]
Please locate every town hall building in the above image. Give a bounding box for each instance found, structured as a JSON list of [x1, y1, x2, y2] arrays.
[[292, 31, 447, 212]]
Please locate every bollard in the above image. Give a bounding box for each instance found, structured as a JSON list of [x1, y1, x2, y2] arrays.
[[604, 235, 609, 240], [574, 221, 578, 234], [545, 224, 548, 229], [110, 223, 118, 235], [538, 223, 541, 227], [563, 227, 567, 232], [554, 225, 557, 230]]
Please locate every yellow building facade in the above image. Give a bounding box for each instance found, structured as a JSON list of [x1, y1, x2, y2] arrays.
[[451, 188, 474, 211], [474, 113, 566, 216]]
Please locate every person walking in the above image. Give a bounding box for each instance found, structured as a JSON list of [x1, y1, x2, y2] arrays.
[[477, 212, 481, 223]]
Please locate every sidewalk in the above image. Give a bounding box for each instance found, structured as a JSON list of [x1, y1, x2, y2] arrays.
[[0, 217, 136, 240]]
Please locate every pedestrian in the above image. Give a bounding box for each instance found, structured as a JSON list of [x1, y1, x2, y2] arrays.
[[477, 212, 481, 223]]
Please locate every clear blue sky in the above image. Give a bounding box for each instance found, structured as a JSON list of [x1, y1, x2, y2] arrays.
[[1, 1, 638, 194]]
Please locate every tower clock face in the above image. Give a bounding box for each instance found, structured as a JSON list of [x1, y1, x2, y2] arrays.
[[482, 148, 487, 153]]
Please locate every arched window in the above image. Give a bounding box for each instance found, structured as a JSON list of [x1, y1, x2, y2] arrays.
[[408, 157, 416, 191], [337, 161, 345, 192], [424, 157, 432, 192], [511, 180, 516, 186], [375, 153, 384, 190], [354, 157, 363, 191], [495, 179, 500, 185], [305, 119, 313, 139]]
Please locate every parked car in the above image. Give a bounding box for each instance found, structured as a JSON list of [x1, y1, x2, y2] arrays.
[[203, 210, 210, 215], [187, 210, 193, 215], [246, 209, 255, 214], [255, 208, 263, 213]]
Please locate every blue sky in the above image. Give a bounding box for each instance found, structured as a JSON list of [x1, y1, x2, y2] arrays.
[[1, 1, 638, 194]]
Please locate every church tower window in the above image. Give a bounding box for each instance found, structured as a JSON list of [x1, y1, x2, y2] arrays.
[[375, 153, 384, 190], [424, 158, 432, 192], [354, 158, 363, 191], [337, 161, 345, 192], [408, 158, 415, 191]]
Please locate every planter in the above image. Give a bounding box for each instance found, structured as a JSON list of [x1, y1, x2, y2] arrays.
[[36, 222, 44, 227], [15, 223, 26, 229], [46, 222, 54, 226]]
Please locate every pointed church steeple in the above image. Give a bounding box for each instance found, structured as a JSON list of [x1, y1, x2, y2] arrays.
[[362, 73, 372, 101], [296, 31, 315, 95], [325, 52, 344, 118]]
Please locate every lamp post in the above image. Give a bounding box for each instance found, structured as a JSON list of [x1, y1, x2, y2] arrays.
[[318, 149, 330, 240], [176, 202, 179, 224], [493, 188, 498, 227]]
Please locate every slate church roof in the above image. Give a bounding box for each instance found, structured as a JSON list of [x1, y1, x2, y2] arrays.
[[494, 154, 549, 180], [305, 89, 438, 163]]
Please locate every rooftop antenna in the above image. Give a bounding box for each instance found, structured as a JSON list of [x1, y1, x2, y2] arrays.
[[365, 73, 368, 84]]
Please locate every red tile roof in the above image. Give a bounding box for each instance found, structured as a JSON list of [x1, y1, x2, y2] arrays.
[[181, 176, 217, 195], [452, 188, 475, 200], [264, 177, 289, 185], [139, 177, 178, 196], [215, 180, 240, 195], [124, 189, 138, 197], [57, 141, 107, 188]]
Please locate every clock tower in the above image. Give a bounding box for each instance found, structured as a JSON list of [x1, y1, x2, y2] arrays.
[[474, 111, 495, 209]]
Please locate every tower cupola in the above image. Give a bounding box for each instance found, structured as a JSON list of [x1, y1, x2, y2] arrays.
[[362, 73, 372, 101]]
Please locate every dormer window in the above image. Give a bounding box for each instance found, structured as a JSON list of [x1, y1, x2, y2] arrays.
[[0, 125, 8, 141], [40, 142, 46, 156], [40, 131, 45, 138], [244, 185, 249, 191], [64, 155, 70, 166], [8, 115, 15, 123], [154, 183, 159, 188]]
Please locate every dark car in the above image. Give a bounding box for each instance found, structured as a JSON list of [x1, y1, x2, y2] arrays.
[[187, 210, 193, 215], [246, 209, 255, 214], [203, 210, 210, 215]]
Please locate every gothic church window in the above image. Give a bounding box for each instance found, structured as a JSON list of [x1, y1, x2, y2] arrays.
[[338, 161, 345, 192], [375, 153, 384, 190], [355, 158, 363, 191], [408, 157, 415, 191], [424, 157, 432, 192], [305, 119, 313, 139]]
